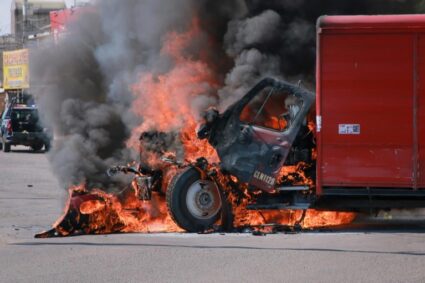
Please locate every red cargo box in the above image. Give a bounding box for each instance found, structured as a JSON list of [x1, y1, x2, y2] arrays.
[[316, 15, 425, 194]]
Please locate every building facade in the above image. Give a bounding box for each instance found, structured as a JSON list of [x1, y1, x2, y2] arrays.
[[11, 0, 66, 41]]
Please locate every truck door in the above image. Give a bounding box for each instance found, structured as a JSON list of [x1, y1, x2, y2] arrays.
[[211, 78, 315, 192]]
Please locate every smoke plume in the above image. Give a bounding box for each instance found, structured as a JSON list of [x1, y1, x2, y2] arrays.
[[31, 0, 424, 190]]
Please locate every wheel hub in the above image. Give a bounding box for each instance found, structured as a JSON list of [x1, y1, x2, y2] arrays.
[[198, 192, 211, 206], [186, 180, 221, 220]]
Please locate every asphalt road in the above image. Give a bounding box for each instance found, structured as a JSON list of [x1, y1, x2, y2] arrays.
[[1, 146, 425, 283]]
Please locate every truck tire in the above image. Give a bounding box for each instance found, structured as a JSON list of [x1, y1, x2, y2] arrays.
[[166, 167, 224, 232], [3, 141, 10, 152]]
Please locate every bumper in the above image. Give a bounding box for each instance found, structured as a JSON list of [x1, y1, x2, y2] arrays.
[[4, 132, 49, 146]]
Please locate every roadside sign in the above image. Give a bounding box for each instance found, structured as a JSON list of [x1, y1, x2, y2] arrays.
[[3, 49, 30, 90]]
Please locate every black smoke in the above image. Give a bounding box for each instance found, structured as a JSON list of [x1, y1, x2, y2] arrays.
[[247, 0, 425, 78], [218, 0, 425, 108], [30, 0, 424, 190]]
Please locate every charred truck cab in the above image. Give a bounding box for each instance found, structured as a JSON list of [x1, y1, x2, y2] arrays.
[[164, 78, 316, 232], [198, 78, 315, 192]]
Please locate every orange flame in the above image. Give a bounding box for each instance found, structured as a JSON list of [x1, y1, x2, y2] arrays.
[[79, 199, 106, 214], [40, 17, 356, 237], [130, 17, 219, 163]]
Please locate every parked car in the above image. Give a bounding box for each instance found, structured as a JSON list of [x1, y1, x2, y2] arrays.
[[0, 103, 51, 152]]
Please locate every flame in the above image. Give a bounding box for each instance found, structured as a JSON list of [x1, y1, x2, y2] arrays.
[[40, 161, 354, 237], [216, 172, 355, 230], [39, 17, 356, 237], [36, 184, 182, 237], [130, 17, 219, 163], [79, 199, 106, 214], [278, 163, 314, 187]]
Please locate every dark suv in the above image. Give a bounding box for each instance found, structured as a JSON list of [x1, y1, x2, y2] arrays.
[[0, 103, 51, 152]]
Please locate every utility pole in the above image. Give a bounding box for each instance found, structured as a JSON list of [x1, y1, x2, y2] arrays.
[[19, 0, 30, 102], [22, 0, 28, 45]]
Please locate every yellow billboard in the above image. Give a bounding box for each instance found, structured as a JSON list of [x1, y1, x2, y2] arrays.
[[3, 49, 30, 90]]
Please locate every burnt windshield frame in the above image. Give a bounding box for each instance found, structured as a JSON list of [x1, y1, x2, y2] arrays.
[[216, 78, 315, 144], [240, 86, 304, 133]]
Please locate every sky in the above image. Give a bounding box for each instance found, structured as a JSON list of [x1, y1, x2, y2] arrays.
[[0, 0, 88, 35]]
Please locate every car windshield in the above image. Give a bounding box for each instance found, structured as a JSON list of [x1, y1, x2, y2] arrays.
[[11, 108, 39, 123]]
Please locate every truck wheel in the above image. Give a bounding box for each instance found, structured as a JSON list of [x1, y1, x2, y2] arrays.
[[166, 167, 223, 232], [3, 141, 10, 152]]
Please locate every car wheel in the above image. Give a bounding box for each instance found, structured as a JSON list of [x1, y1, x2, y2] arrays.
[[166, 167, 226, 232], [3, 141, 10, 152], [31, 143, 43, 152], [44, 142, 51, 152]]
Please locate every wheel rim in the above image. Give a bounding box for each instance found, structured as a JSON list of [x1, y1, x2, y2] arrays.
[[185, 180, 222, 220]]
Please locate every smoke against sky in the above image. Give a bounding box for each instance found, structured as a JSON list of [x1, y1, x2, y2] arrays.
[[0, 0, 90, 35], [30, 0, 425, 190], [218, 0, 425, 108]]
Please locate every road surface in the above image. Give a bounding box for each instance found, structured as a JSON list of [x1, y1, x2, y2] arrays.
[[1, 146, 425, 283]]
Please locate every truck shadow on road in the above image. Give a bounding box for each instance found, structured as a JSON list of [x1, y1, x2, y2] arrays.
[[13, 242, 425, 256]]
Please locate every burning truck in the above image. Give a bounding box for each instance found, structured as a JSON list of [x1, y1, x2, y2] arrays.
[[37, 14, 425, 237]]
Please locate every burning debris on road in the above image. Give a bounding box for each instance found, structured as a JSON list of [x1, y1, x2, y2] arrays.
[[35, 182, 355, 237]]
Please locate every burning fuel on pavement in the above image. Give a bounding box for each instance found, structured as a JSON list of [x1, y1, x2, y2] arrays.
[[30, 0, 425, 238]]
